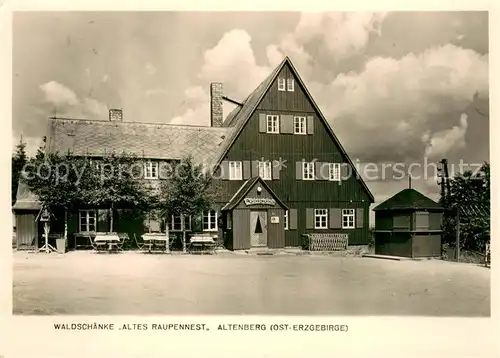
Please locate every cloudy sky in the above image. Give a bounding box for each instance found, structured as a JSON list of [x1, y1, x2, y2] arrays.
[[12, 11, 489, 220]]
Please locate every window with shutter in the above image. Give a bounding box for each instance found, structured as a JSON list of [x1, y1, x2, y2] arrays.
[[342, 209, 355, 229], [266, 115, 280, 133], [294, 116, 306, 134], [328, 163, 341, 181], [302, 162, 315, 180], [229, 161, 243, 180], [314, 209, 328, 229], [258, 161, 272, 180]]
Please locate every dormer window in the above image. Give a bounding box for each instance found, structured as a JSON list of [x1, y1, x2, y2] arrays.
[[278, 78, 286, 91], [287, 78, 294, 92]]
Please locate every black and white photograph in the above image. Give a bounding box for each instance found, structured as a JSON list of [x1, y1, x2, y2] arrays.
[[10, 10, 491, 319]]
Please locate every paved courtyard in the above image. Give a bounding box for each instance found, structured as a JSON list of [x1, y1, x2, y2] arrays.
[[12, 251, 490, 316]]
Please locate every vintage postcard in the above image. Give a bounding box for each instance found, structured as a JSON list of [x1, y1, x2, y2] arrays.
[[1, 2, 497, 357]]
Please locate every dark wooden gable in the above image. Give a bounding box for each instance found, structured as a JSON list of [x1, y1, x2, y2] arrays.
[[258, 63, 315, 113], [222, 177, 288, 211], [214, 57, 374, 204]]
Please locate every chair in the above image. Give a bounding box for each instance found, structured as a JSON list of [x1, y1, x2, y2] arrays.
[[133, 233, 145, 251], [117, 233, 131, 251]]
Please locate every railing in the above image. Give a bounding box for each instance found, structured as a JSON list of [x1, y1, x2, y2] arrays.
[[302, 233, 349, 251]]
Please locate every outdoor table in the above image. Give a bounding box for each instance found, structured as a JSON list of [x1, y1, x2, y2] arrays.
[[94, 233, 121, 252], [188, 236, 216, 254], [141, 233, 169, 253]]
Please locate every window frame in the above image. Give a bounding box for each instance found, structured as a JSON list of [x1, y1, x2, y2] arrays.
[[258, 160, 272, 180], [302, 162, 315, 180], [169, 214, 191, 231], [266, 115, 280, 134], [79, 209, 96, 233], [287, 78, 295, 92], [314, 209, 328, 229], [328, 163, 341, 181], [229, 161, 243, 180], [203, 210, 218, 232], [294, 116, 306, 135], [144, 161, 159, 179], [342, 209, 355, 229], [284, 210, 289, 230], [278, 78, 286, 91]]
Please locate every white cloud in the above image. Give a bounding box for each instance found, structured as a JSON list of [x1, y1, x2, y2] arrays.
[[172, 13, 389, 126], [314, 44, 488, 162], [39, 81, 79, 106], [169, 14, 487, 173], [39, 80, 109, 120], [424, 113, 468, 159], [172, 29, 272, 125], [295, 12, 388, 59]]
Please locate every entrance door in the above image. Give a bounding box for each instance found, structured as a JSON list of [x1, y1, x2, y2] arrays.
[[250, 211, 268, 247]]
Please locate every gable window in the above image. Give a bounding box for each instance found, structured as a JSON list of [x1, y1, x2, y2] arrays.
[[229, 161, 243, 180], [266, 115, 279, 134], [144, 161, 159, 179], [302, 162, 315, 180], [169, 215, 191, 231], [314, 209, 328, 229], [342, 209, 355, 229], [278, 78, 286, 91], [203, 210, 218, 231], [284, 210, 289, 230], [258, 161, 272, 180], [294, 116, 306, 134], [79, 209, 96, 232], [328, 163, 341, 181], [287, 78, 295, 92]]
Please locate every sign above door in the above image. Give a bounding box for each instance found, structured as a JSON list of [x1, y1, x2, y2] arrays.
[[244, 198, 276, 206]]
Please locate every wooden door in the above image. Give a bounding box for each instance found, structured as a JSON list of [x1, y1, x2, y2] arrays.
[[16, 213, 37, 249], [250, 211, 268, 247]]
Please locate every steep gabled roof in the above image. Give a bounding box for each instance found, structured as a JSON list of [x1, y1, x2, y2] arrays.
[[12, 181, 41, 211], [46, 118, 233, 165], [214, 56, 375, 202], [221, 176, 288, 211], [222, 62, 283, 127], [373, 188, 443, 211]]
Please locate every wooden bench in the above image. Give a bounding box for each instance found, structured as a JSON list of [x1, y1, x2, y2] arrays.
[[303, 233, 349, 251], [188, 235, 216, 254]]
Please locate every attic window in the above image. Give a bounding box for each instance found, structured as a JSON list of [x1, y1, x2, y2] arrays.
[[278, 78, 286, 91], [287, 78, 294, 92]]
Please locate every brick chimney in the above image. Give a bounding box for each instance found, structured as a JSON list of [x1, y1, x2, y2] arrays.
[[109, 109, 123, 122], [210, 83, 223, 127]]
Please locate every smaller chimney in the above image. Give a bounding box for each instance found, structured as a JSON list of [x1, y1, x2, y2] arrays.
[[109, 109, 123, 122], [210, 83, 223, 127]]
